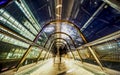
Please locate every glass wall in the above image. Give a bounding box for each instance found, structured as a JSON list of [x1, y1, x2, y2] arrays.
[[78, 38, 120, 71], [0, 36, 27, 72], [0, 1, 48, 72]]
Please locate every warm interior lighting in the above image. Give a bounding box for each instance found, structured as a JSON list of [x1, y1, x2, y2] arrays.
[[56, 4, 62, 9]]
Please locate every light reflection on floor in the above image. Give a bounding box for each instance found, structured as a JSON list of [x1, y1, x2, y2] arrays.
[[29, 58, 94, 75]]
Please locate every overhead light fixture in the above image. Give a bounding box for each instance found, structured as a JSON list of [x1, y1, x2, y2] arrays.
[[56, 13, 61, 17], [56, 4, 62, 9]]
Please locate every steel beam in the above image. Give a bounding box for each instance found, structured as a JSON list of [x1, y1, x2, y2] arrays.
[[37, 38, 76, 62], [44, 32, 76, 48], [43, 32, 83, 62], [0, 25, 31, 44], [30, 20, 104, 70], [103, 0, 120, 12], [44, 47, 53, 60], [0, 25, 41, 47], [81, 3, 106, 31], [15, 28, 47, 71], [42, 42, 53, 61], [78, 30, 120, 49], [42, 40, 56, 61]]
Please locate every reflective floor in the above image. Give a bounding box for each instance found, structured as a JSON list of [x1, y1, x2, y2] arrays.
[[15, 58, 108, 75], [31, 60, 94, 75]]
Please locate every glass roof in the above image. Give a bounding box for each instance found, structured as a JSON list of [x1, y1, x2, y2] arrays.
[[0, 0, 120, 49]]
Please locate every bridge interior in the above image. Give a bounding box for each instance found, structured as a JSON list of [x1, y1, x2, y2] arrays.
[[0, 0, 120, 75]]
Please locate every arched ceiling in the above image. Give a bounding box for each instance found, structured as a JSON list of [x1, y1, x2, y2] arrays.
[[23, 0, 120, 41], [0, 0, 120, 49]]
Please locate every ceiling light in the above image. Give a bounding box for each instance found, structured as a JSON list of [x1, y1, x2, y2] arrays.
[[56, 4, 62, 9], [56, 13, 61, 17]]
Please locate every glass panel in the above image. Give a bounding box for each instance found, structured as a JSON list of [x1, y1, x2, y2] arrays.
[[39, 25, 55, 47], [0, 40, 27, 72], [0, 9, 35, 41], [0, 9, 4, 14], [44, 25, 55, 33], [78, 47, 99, 66], [0, 34, 29, 48], [21, 47, 46, 66], [0, 16, 7, 24], [78, 39, 120, 71], [93, 40, 120, 71], [15, 1, 40, 31], [4, 2, 39, 36], [2, 11, 10, 19], [41, 22, 83, 48], [23, 20, 38, 35], [0, 1, 48, 72], [61, 22, 83, 46]]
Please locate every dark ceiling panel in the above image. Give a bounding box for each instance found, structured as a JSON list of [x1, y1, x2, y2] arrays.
[[25, 0, 51, 26], [81, 0, 103, 15], [4, 2, 27, 24], [83, 5, 120, 42], [70, 0, 103, 29]]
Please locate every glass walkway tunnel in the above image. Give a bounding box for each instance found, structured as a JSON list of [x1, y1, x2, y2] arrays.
[[0, 0, 120, 75]]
